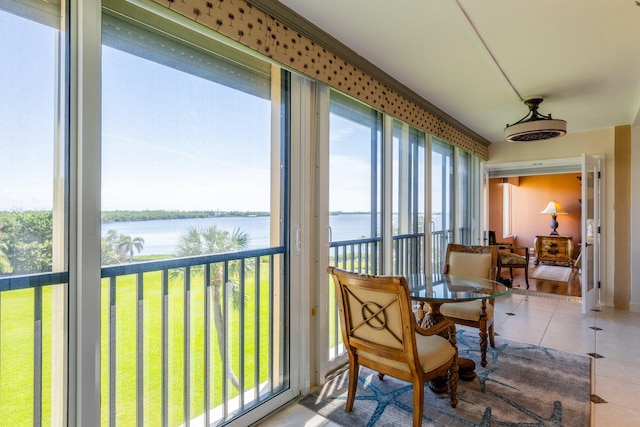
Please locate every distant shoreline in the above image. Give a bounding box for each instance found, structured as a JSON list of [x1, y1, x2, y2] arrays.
[[101, 210, 271, 223], [1, 210, 370, 223]]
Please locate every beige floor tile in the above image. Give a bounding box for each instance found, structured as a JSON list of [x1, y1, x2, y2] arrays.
[[495, 327, 545, 346], [594, 376, 640, 411], [540, 332, 596, 355], [256, 404, 334, 427], [595, 357, 640, 385], [593, 402, 640, 427]]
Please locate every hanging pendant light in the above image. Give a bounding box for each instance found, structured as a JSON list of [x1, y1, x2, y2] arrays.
[[504, 97, 567, 142]]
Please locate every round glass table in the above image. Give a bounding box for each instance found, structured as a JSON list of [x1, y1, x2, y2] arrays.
[[406, 274, 508, 383]]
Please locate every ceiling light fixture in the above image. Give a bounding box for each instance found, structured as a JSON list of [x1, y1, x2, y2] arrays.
[[504, 97, 567, 142]]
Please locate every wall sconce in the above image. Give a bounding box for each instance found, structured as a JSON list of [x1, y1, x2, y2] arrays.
[[540, 200, 567, 236]]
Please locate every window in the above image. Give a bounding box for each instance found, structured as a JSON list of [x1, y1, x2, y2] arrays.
[[0, 0, 68, 424], [100, 5, 289, 425], [503, 182, 513, 237], [327, 90, 382, 363], [392, 120, 426, 275]]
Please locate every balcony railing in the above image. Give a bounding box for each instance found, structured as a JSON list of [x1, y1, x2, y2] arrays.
[[1, 228, 459, 424], [0, 246, 286, 427]]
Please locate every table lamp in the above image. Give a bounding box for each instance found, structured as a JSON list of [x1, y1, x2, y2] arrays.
[[540, 200, 567, 236]]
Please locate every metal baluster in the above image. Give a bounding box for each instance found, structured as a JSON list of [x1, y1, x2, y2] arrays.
[[184, 266, 191, 426], [162, 270, 169, 427], [136, 272, 144, 427], [109, 276, 117, 427], [204, 263, 211, 427], [34, 286, 42, 427]]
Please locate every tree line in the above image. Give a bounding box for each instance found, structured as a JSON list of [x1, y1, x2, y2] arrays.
[[102, 210, 269, 223]]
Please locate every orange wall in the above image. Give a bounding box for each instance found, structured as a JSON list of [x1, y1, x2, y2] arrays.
[[489, 173, 582, 259]]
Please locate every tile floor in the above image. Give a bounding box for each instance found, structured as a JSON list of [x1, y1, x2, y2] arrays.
[[257, 292, 640, 426]]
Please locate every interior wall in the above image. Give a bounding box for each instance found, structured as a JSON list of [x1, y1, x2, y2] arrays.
[[632, 123, 640, 312], [488, 128, 618, 307], [489, 174, 582, 259]]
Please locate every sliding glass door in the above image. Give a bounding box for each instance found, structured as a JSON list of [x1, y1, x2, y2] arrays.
[[431, 138, 454, 273], [0, 0, 68, 424], [100, 2, 292, 424], [326, 91, 382, 367], [392, 121, 426, 276]]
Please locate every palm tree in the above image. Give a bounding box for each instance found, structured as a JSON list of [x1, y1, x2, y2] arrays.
[[0, 228, 13, 274], [175, 225, 252, 392], [117, 234, 145, 262], [0, 241, 12, 274]]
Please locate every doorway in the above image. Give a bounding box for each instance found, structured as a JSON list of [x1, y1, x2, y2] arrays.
[[488, 173, 582, 298], [482, 155, 603, 313]]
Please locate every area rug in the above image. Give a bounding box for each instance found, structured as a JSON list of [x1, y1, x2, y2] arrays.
[[301, 331, 591, 426], [530, 265, 572, 282]]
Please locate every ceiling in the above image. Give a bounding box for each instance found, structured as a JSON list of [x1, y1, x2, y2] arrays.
[[276, 0, 640, 144]]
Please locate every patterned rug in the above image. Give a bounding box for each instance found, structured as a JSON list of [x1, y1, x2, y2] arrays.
[[300, 331, 591, 426]]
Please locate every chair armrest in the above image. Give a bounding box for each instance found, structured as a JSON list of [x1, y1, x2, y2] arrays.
[[415, 318, 456, 338]]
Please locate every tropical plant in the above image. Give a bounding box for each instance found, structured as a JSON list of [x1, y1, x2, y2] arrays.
[[101, 229, 124, 265], [117, 234, 145, 262], [0, 239, 12, 274], [0, 211, 53, 274], [174, 225, 253, 391]]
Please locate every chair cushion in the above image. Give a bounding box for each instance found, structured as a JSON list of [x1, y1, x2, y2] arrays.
[[448, 252, 492, 278], [440, 300, 494, 321], [500, 252, 526, 266], [358, 334, 455, 373]]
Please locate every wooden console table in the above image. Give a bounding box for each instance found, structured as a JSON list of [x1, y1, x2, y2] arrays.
[[534, 235, 574, 267]]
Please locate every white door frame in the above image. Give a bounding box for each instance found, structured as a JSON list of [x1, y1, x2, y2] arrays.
[[481, 155, 605, 311]]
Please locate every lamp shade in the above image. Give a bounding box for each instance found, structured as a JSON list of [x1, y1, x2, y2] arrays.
[[540, 200, 567, 215]]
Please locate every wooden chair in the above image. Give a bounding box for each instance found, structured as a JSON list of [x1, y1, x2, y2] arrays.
[[489, 231, 530, 289], [327, 267, 458, 427], [438, 244, 498, 367]]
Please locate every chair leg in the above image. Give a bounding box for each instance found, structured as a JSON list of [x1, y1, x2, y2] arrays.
[[345, 362, 359, 412], [448, 356, 459, 408], [412, 380, 424, 427], [488, 322, 495, 348], [479, 328, 488, 367], [524, 266, 530, 289]]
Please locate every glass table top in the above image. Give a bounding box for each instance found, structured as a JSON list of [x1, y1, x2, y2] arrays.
[[406, 274, 509, 302]]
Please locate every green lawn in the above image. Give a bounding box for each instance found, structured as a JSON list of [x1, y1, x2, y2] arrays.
[[0, 259, 275, 427]]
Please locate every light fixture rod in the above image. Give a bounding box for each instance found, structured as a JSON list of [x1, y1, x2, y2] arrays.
[[455, 0, 523, 102]]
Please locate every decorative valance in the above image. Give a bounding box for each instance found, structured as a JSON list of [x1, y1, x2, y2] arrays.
[[150, 0, 490, 159]]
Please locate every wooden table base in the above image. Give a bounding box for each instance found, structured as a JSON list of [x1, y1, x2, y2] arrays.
[[429, 358, 475, 393], [419, 301, 477, 392]]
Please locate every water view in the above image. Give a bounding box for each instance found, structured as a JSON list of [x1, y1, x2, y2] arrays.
[[101, 213, 377, 256]]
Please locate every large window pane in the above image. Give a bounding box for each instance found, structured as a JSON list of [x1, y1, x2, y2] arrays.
[[431, 138, 454, 273], [0, 0, 67, 425], [392, 120, 425, 275], [328, 91, 382, 247], [101, 7, 287, 426], [327, 91, 382, 363]]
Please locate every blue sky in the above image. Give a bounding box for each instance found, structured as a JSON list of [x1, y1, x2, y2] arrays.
[[1, 6, 433, 216]]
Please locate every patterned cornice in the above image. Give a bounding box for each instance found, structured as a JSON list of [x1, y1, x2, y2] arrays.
[[149, 0, 490, 159]]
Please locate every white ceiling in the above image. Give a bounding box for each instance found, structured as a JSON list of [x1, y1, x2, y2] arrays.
[[279, 0, 640, 144]]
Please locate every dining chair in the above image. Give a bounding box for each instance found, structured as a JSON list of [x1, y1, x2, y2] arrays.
[[439, 244, 498, 367], [327, 267, 458, 427]]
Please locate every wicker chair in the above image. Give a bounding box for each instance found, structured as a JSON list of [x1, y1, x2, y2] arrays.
[[327, 267, 458, 427]]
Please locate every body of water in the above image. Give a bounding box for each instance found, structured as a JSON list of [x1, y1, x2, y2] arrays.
[[102, 213, 377, 256]]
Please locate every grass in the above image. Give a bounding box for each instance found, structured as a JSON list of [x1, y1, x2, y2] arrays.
[[0, 259, 275, 427]]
